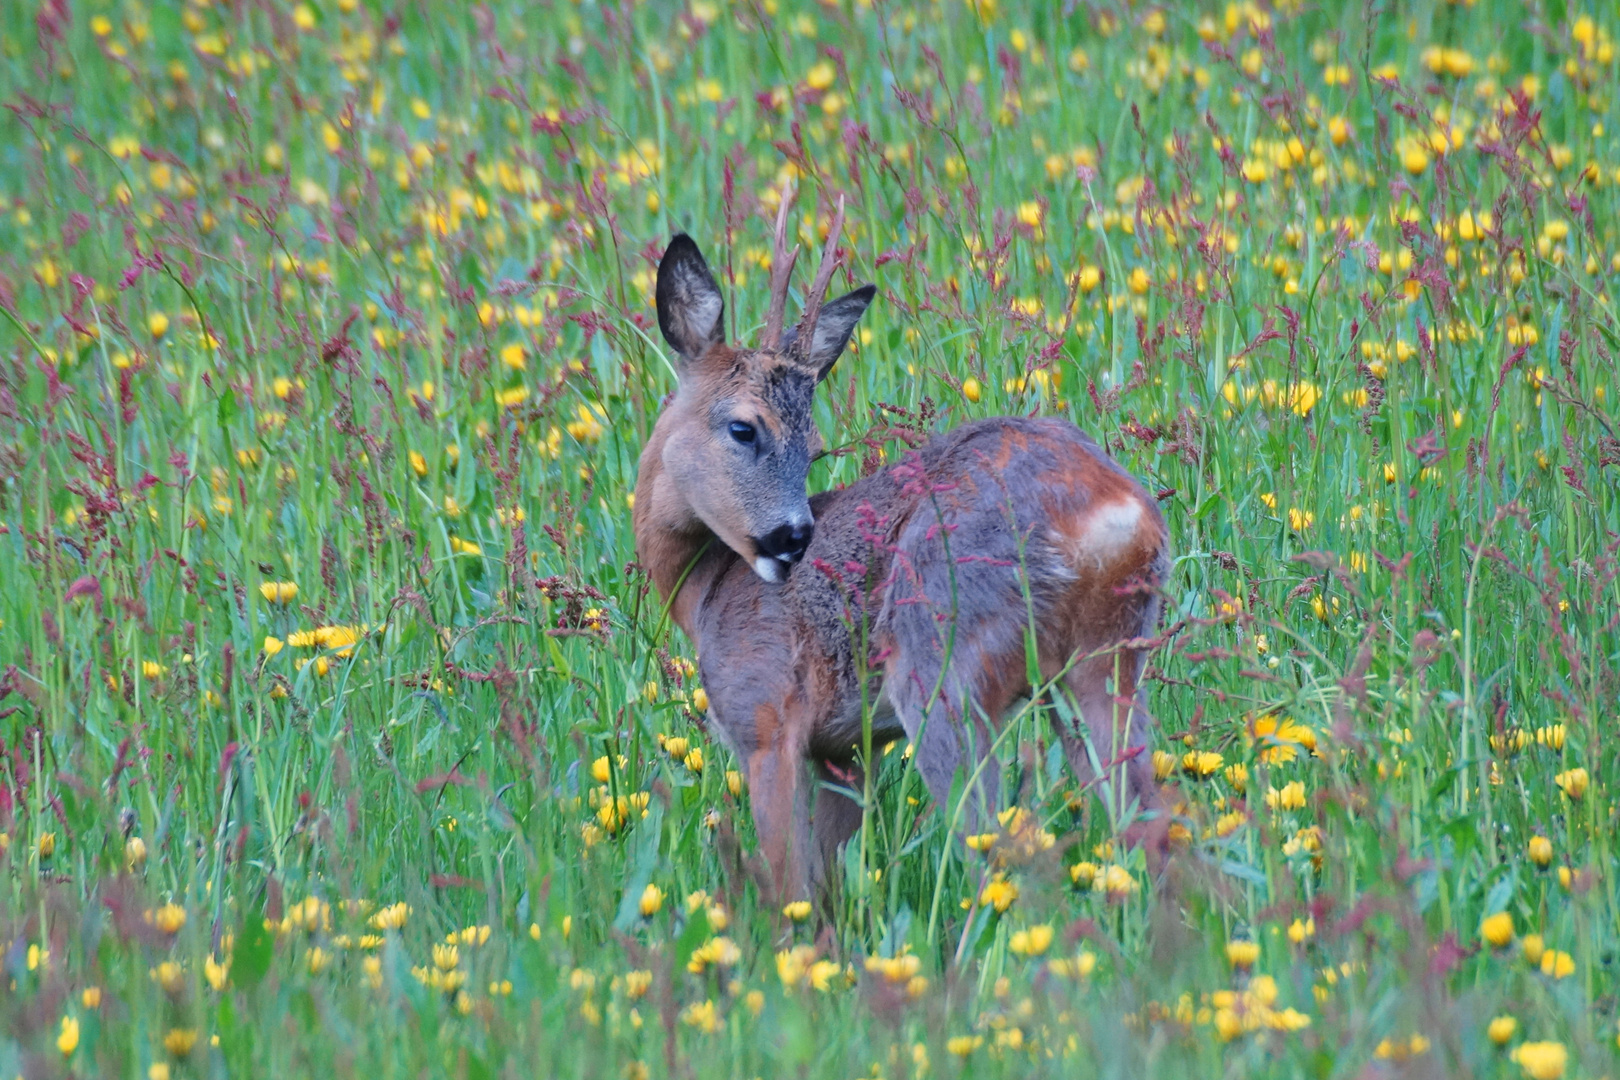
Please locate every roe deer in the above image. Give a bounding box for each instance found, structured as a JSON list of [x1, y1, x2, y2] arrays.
[[633, 194, 1170, 903]]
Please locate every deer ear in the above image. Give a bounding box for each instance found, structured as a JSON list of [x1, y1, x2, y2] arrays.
[[656, 234, 725, 363], [783, 284, 876, 381]]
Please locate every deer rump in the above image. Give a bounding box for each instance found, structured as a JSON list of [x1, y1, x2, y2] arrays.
[[690, 414, 1168, 894]]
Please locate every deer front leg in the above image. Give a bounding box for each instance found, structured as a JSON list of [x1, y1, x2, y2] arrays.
[[746, 714, 812, 905]]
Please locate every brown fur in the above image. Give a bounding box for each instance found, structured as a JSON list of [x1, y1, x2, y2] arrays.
[[639, 236, 1169, 903]]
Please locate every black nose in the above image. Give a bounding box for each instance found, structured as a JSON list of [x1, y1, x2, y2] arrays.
[[755, 521, 814, 564]]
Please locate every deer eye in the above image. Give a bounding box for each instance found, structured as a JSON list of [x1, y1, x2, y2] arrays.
[[728, 421, 757, 445]]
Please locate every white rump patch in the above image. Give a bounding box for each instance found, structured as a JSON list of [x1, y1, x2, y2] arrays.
[[1063, 499, 1143, 570]]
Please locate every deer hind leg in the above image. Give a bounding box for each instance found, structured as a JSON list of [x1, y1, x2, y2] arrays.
[[1055, 648, 1163, 822], [883, 645, 1015, 836], [808, 758, 864, 900]]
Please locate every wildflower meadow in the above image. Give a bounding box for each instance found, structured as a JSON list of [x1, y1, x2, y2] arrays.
[[1, 0, 1618, 1076]]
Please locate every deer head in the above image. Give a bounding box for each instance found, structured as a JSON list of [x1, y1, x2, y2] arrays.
[[653, 194, 875, 583]]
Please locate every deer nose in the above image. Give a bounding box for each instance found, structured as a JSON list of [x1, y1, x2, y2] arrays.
[[755, 521, 814, 565]]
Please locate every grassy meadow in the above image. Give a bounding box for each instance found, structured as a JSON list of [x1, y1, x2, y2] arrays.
[[2, 0, 1619, 1075]]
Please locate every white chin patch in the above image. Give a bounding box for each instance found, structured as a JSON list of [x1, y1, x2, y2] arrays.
[[752, 556, 787, 583]]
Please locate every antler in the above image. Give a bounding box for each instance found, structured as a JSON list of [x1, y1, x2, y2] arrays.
[[787, 194, 845, 361], [759, 180, 800, 350]]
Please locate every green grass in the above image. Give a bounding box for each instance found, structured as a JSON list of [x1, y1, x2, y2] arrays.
[[1, 0, 1618, 1076]]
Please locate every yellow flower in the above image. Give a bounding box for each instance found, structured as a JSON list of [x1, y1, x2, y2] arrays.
[[1480, 911, 1514, 949], [1539, 949, 1574, 979], [946, 1035, 983, 1057], [1265, 781, 1307, 811], [57, 1016, 79, 1057], [126, 835, 147, 868], [1287, 917, 1314, 944], [692, 687, 710, 712], [163, 1028, 198, 1056], [681, 999, 720, 1033], [1250, 713, 1317, 763], [1521, 934, 1545, 965], [1511, 1041, 1567, 1080], [979, 875, 1018, 912], [148, 903, 186, 934], [1047, 950, 1097, 979], [148, 312, 170, 338], [38, 832, 56, 858], [1528, 836, 1553, 867], [962, 377, 982, 403], [259, 581, 299, 604], [205, 953, 229, 990], [409, 451, 428, 478], [81, 987, 102, 1009], [1009, 924, 1053, 957], [370, 902, 409, 930], [1487, 1015, 1517, 1045], [686, 936, 740, 974], [500, 343, 527, 370], [782, 901, 811, 922], [1555, 767, 1588, 799], [1226, 940, 1259, 970], [1101, 864, 1136, 900], [639, 883, 664, 917]]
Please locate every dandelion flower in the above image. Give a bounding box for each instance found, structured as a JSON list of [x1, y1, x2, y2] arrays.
[[1554, 767, 1588, 800], [1226, 940, 1259, 970], [1511, 1041, 1567, 1080], [1480, 911, 1514, 949], [1009, 924, 1053, 957], [639, 883, 664, 917], [260, 581, 299, 604], [57, 1016, 79, 1057], [163, 1028, 198, 1057]]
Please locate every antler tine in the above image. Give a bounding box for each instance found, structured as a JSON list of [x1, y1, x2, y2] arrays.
[[760, 180, 800, 349], [789, 195, 846, 360]]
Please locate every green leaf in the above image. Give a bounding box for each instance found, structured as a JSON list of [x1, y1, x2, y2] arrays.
[[233, 903, 272, 988], [611, 810, 662, 933], [217, 388, 238, 425], [672, 905, 711, 974]]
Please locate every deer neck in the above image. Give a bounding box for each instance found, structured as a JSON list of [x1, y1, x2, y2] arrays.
[[633, 413, 726, 641]]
